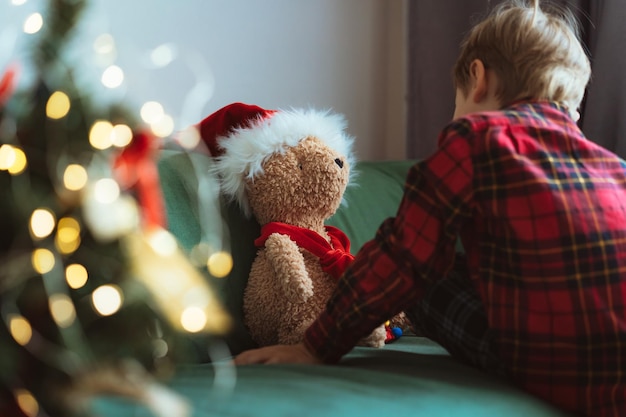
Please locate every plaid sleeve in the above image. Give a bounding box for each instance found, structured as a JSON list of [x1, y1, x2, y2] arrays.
[[304, 123, 475, 362]]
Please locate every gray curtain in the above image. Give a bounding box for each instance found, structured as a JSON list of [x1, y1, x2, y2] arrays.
[[407, 0, 626, 160]]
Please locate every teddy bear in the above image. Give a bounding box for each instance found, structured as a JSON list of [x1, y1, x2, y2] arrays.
[[196, 102, 389, 347]]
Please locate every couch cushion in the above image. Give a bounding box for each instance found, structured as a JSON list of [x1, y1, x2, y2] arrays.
[[91, 335, 569, 417]]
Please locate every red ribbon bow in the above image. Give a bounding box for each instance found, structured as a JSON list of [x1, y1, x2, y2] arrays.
[[254, 222, 355, 280]]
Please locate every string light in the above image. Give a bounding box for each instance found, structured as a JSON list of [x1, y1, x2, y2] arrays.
[[14, 389, 39, 417], [151, 114, 174, 138], [101, 65, 124, 88], [32, 248, 55, 274], [30, 208, 56, 239], [93, 33, 115, 55], [207, 251, 233, 278], [23, 13, 43, 34], [89, 120, 114, 150], [49, 293, 76, 328], [9, 315, 32, 346], [147, 229, 178, 256], [65, 263, 88, 289], [46, 91, 71, 119], [55, 217, 81, 254], [93, 178, 120, 204], [0, 145, 27, 175], [0, 144, 16, 169], [176, 126, 201, 149], [63, 164, 88, 191], [111, 124, 133, 147], [140, 101, 164, 124], [92, 284, 123, 316], [180, 306, 207, 333]]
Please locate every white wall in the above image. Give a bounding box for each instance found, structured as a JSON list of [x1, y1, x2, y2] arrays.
[[1, 0, 407, 160]]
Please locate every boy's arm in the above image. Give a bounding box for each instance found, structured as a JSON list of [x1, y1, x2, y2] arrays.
[[305, 125, 475, 363]]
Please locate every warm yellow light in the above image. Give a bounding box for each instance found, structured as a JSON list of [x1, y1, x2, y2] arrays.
[[93, 178, 120, 204], [150, 114, 174, 138], [7, 147, 27, 175], [180, 306, 207, 333], [49, 293, 76, 327], [101, 65, 124, 88], [30, 208, 56, 239], [23, 13, 43, 34], [147, 228, 177, 256], [14, 389, 39, 417], [9, 315, 32, 346], [65, 263, 88, 289], [92, 284, 123, 316], [63, 164, 88, 191], [0, 144, 16, 170], [111, 124, 133, 147], [140, 101, 164, 124], [89, 120, 114, 150], [46, 91, 71, 119], [207, 251, 233, 278], [32, 248, 55, 274], [177, 126, 201, 149], [55, 217, 81, 254]]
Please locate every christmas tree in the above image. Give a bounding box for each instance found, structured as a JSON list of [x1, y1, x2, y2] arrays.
[[0, 1, 231, 416]]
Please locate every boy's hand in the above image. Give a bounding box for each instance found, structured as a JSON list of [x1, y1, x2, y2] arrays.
[[234, 343, 322, 365]]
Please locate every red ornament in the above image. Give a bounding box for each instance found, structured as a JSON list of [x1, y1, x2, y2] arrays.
[[113, 130, 166, 230]]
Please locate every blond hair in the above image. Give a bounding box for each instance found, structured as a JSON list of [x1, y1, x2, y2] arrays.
[[453, 0, 591, 116]]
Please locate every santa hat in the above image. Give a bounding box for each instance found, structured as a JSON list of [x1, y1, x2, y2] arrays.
[[197, 102, 355, 217]]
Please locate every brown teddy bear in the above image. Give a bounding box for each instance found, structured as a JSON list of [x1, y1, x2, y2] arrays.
[[197, 102, 388, 347]]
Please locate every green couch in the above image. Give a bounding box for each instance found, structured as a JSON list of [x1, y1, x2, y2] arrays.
[[92, 149, 570, 417]]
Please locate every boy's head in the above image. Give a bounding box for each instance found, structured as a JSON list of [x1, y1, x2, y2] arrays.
[[453, 0, 591, 119]]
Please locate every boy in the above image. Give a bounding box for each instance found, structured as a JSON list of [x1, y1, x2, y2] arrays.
[[235, 1, 625, 415]]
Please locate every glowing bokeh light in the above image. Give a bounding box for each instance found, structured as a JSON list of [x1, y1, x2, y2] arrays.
[[12, 0, 28, 5], [101, 65, 124, 88], [93, 33, 115, 55], [14, 389, 39, 417], [63, 164, 88, 191], [9, 315, 32, 346], [0, 144, 16, 169], [151, 114, 174, 138], [177, 126, 201, 149], [89, 120, 114, 150], [1, 145, 27, 175], [8, 147, 27, 175], [49, 293, 76, 327], [147, 228, 178, 256], [92, 285, 123, 316], [30, 208, 56, 239], [140, 101, 164, 124], [55, 217, 81, 254], [150, 43, 176, 67], [207, 251, 233, 278], [32, 248, 55, 274], [46, 91, 71, 119], [65, 263, 88, 289], [93, 178, 120, 204], [180, 306, 207, 333], [23, 13, 43, 34], [111, 124, 133, 147]]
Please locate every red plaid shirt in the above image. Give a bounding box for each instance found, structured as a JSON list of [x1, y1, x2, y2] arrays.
[[304, 101, 626, 417]]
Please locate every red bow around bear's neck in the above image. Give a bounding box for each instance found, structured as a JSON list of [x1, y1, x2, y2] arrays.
[[254, 222, 355, 280]]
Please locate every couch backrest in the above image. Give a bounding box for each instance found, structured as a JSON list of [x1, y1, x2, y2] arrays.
[[158, 149, 414, 355]]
